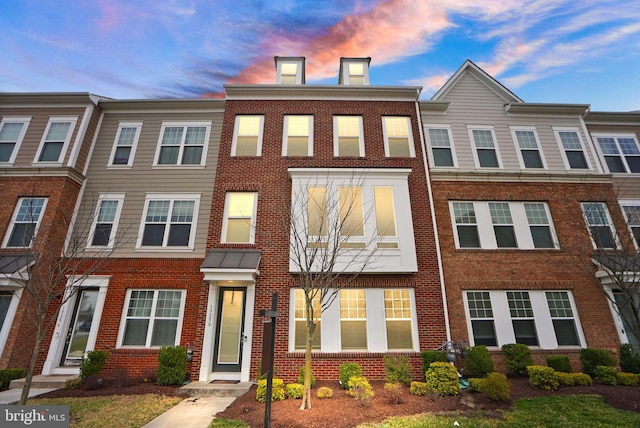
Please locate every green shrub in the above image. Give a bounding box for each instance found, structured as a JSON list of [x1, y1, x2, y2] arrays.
[[572, 373, 593, 386], [298, 366, 315, 387], [580, 348, 616, 377], [156, 346, 186, 386], [339, 362, 362, 389], [616, 372, 639, 386], [465, 345, 495, 378], [527, 365, 559, 391], [317, 386, 333, 398], [594, 365, 617, 385], [420, 350, 447, 378], [556, 371, 575, 387], [64, 377, 83, 390], [467, 377, 485, 393], [546, 355, 573, 373], [0, 368, 25, 389], [482, 372, 511, 401], [285, 383, 304, 399], [424, 362, 459, 396], [619, 344, 640, 374], [409, 381, 430, 396], [384, 355, 412, 385], [256, 379, 285, 402], [346, 376, 374, 406], [80, 350, 109, 380], [384, 382, 403, 404], [501, 344, 533, 377]]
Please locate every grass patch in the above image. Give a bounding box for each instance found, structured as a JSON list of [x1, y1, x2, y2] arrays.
[[208, 418, 250, 427], [29, 394, 182, 428]]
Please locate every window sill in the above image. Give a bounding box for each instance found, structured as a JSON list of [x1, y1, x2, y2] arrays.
[[151, 165, 206, 169], [134, 247, 195, 252], [31, 162, 63, 167], [106, 165, 133, 170]]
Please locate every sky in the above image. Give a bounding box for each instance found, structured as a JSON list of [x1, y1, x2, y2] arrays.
[[1, 0, 639, 111]]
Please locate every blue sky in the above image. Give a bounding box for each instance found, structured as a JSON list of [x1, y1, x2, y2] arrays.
[[2, 0, 639, 111]]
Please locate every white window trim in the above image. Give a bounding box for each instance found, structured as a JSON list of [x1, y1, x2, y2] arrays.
[[33, 116, 77, 165], [581, 202, 619, 250], [116, 289, 186, 349], [221, 192, 258, 244], [382, 116, 415, 158], [152, 121, 211, 167], [463, 290, 585, 349], [0, 117, 31, 165], [108, 122, 142, 168], [553, 127, 592, 171], [341, 60, 370, 85], [467, 125, 503, 169], [0, 288, 22, 358], [425, 124, 458, 168], [87, 193, 125, 249], [510, 126, 548, 170], [276, 59, 303, 84], [333, 116, 365, 157], [2, 197, 49, 248], [282, 115, 313, 156], [136, 193, 201, 250], [619, 199, 640, 249], [449, 201, 559, 250], [231, 115, 264, 157], [591, 132, 640, 174]]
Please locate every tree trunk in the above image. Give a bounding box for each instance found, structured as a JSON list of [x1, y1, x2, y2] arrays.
[[299, 322, 315, 410], [19, 327, 44, 405]]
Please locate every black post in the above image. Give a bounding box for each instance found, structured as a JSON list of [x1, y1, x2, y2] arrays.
[[260, 292, 279, 428]]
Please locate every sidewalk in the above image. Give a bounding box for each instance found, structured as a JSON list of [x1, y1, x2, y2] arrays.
[[0, 387, 57, 405], [142, 395, 237, 428]]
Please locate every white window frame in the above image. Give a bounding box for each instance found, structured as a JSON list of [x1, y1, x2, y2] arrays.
[[33, 116, 77, 165], [510, 126, 547, 169], [340, 59, 370, 85], [276, 59, 303, 84], [425, 124, 457, 168], [468, 125, 503, 169], [553, 127, 592, 170], [2, 197, 48, 248], [581, 202, 618, 250], [333, 116, 365, 157], [231, 115, 264, 157], [464, 290, 585, 349], [619, 200, 640, 249], [87, 193, 125, 249], [592, 133, 640, 174], [450, 201, 559, 250], [282, 115, 313, 156], [221, 192, 258, 244], [0, 288, 22, 358], [382, 116, 415, 158], [116, 289, 186, 348], [108, 122, 142, 167], [136, 193, 200, 250], [0, 117, 31, 165], [153, 121, 211, 167]]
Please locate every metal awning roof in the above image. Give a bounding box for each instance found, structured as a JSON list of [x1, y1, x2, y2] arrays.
[[0, 253, 34, 274], [200, 249, 261, 283]]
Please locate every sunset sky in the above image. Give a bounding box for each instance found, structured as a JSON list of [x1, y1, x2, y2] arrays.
[[2, 0, 639, 111]]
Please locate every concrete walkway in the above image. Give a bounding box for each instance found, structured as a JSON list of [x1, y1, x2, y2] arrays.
[[142, 395, 237, 428], [0, 387, 57, 404]]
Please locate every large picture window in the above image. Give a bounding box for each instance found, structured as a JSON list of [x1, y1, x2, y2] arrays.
[[138, 194, 200, 249], [155, 122, 210, 166], [119, 290, 185, 347]]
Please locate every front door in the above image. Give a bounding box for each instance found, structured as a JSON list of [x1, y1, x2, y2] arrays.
[[213, 288, 246, 373], [60, 288, 99, 366]]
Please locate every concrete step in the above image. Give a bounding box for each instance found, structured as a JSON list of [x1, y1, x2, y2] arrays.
[[179, 381, 253, 398], [9, 374, 79, 390]]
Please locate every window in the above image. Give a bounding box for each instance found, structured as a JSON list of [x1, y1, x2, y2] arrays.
[[308, 187, 328, 240], [348, 63, 365, 85], [119, 289, 185, 347], [339, 187, 365, 245], [621, 202, 640, 246], [594, 134, 640, 173], [293, 289, 321, 350], [555, 128, 589, 169], [465, 290, 583, 348], [426, 126, 456, 167], [138, 194, 200, 248], [384, 289, 413, 349], [382, 117, 414, 157], [374, 187, 398, 249], [88, 194, 124, 248], [35, 117, 76, 163], [275, 57, 304, 84], [0, 117, 30, 164], [450, 201, 558, 250], [581, 202, 617, 249], [232, 116, 263, 156], [469, 127, 501, 168], [340, 289, 367, 349], [155, 122, 210, 166], [283, 116, 313, 156], [0, 289, 21, 357], [109, 123, 141, 166], [3, 198, 47, 248], [511, 127, 545, 169], [222, 192, 257, 244], [334, 116, 364, 157]]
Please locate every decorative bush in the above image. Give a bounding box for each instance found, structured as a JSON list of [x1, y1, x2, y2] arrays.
[[286, 383, 304, 399], [482, 372, 511, 401], [0, 368, 25, 389], [80, 350, 109, 380], [616, 372, 639, 386], [409, 381, 430, 396], [156, 346, 186, 386], [256, 378, 285, 402], [467, 378, 485, 393], [465, 345, 495, 378], [501, 344, 533, 377], [346, 376, 374, 406], [556, 371, 575, 387], [527, 365, 559, 391], [424, 362, 459, 396], [384, 354, 412, 385], [384, 382, 403, 404], [420, 350, 447, 378], [298, 366, 315, 388], [619, 344, 640, 374], [572, 373, 593, 386], [317, 386, 333, 398], [580, 348, 616, 377], [546, 355, 573, 373], [594, 365, 617, 385], [339, 362, 362, 389]]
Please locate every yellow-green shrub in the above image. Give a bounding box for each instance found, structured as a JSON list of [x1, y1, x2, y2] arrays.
[[286, 382, 304, 398], [384, 382, 403, 404], [467, 377, 485, 393], [317, 386, 333, 398], [425, 362, 459, 396], [572, 373, 593, 386], [556, 371, 575, 387], [594, 365, 617, 385], [482, 372, 511, 401], [616, 372, 639, 386], [256, 378, 285, 402], [527, 365, 559, 391], [347, 376, 374, 406], [409, 381, 430, 396]]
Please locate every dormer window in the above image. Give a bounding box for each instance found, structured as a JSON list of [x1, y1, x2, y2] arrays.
[[275, 57, 305, 84], [339, 58, 371, 85]]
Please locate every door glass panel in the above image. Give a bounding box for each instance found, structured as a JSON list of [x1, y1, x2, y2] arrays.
[[65, 290, 98, 363], [0, 291, 13, 329], [217, 289, 244, 364]]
